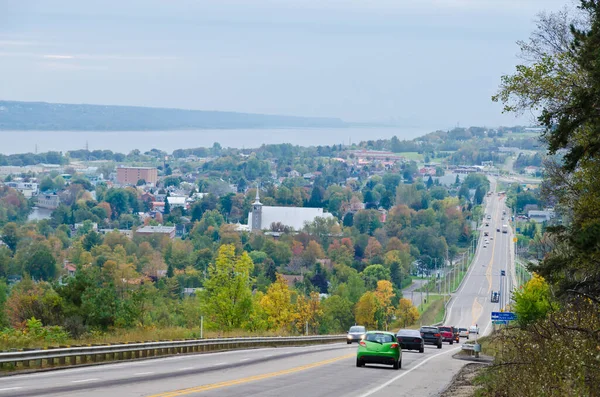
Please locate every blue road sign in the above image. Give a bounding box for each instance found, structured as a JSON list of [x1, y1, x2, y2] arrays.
[[493, 320, 508, 325], [516, 227, 520, 233], [491, 312, 517, 321]]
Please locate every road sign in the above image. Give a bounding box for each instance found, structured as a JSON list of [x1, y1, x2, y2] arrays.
[[493, 320, 508, 325], [500, 270, 506, 276], [513, 237, 518, 242], [491, 311, 517, 321], [516, 227, 520, 233]]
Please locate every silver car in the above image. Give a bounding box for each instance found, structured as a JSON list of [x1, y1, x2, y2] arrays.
[[347, 325, 367, 344]]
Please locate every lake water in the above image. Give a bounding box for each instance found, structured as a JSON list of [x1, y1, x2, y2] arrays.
[[28, 207, 53, 221], [0, 127, 433, 154]]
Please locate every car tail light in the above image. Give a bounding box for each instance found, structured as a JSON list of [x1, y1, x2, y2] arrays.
[[390, 343, 399, 349], [359, 341, 366, 347], [414, 339, 421, 342], [397, 337, 403, 342], [435, 333, 441, 337], [420, 333, 424, 337]]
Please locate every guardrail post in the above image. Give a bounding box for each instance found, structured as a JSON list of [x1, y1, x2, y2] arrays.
[[59, 346, 68, 365], [21, 349, 30, 368], [46, 347, 55, 366]]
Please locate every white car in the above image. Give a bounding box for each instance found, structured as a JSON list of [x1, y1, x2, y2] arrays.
[[458, 328, 469, 339], [469, 325, 479, 335]]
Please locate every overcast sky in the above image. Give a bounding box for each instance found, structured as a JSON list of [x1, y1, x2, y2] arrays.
[[0, 0, 569, 128]]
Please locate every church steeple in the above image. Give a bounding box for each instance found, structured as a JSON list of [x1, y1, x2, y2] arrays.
[[254, 182, 261, 204], [251, 182, 263, 231]]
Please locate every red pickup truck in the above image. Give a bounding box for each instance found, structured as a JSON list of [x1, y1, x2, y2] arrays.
[[438, 326, 455, 345]]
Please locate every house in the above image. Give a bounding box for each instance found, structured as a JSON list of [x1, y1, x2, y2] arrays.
[[98, 229, 133, 238], [63, 262, 77, 277], [37, 193, 60, 210], [5, 182, 39, 198], [135, 225, 177, 239], [167, 196, 187, 209], [316, 259, 333, 271], [524, 166, 540, 175], [280, 274, 304, 288], [528, 210, 555, 223]]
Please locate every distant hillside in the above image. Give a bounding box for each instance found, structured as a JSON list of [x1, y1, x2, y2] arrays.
[[0, 100, 347, 131]]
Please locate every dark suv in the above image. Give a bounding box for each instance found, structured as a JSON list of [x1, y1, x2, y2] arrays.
[[419, 326, 442, 349], [347, 325, 367, 344]]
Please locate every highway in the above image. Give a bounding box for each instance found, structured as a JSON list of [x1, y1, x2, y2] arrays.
[[0, 184, 513, 397]]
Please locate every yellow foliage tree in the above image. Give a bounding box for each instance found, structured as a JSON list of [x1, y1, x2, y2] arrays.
[[396, 298, 420, 328], [295, 291, 323, 334], [374, 280, 395, 330], [355, 291, 378, 328], [260, 273, 295, 331]]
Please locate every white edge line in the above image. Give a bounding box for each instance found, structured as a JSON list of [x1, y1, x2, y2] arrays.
[[0, 387, 23, 392], [71, 378, 99, 383], [134, 372, 154, 376], [357, 347, 461, 397]]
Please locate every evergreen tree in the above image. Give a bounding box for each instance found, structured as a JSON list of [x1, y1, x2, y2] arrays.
[[164, 192, 171, 215]]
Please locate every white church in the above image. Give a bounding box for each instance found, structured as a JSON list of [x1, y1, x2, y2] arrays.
[[247, 189, 334, 232]]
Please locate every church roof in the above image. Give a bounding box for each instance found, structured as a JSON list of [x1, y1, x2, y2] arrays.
[[248, 205, 334, 231]]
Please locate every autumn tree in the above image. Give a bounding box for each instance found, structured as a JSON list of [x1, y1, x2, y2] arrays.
[[354, 291, 378, 328], [295, 291, 323, 334], [396, 298, 420, 328], [260, 273, 295, 331], [513, 274, 556, 328], [5, 279, 64, 327], [374, 280, 395, 330], [201, 244, 254, 330]]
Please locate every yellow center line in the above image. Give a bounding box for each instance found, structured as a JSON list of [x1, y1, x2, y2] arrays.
[[147, 353, 355, 397], [472, 297, 484, 325]]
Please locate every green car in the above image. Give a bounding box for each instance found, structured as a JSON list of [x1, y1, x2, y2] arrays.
[[356, 331, 402, 369]]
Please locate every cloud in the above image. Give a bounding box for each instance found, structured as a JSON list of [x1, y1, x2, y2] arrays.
[[0, 40, 40, 47], [0, 52, 177, 62], [43, 54, 75, 59]]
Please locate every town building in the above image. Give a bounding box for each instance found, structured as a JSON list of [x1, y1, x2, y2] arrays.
[[528, 210, 555, 223], [5, 182, 39, 198], [135, 225, 177, 239], [248, 189, 334, 232], [37, 193, 60, 210], [116, 166, 158, 186]]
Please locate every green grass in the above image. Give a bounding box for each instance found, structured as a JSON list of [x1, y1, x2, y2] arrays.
[[0, 327, 297, 350], [515, 260, 532, 287], [418, 295, 446, 327], [397, 152, 424, 162]]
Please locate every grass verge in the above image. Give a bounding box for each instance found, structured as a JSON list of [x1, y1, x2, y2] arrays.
[[402, 295, 446, 329], [0, 327, 298, 351]]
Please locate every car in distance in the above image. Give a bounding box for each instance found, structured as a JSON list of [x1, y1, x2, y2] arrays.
[[469, 325, 480, 335], [347, 325, 367, 344], [396, 329, 424, 353], [356, 331, 401, 369], [438, 326, 455, 345], [451, 326, 460, 343], [458, 327, 469, 339], [419, 326, 442, 349]]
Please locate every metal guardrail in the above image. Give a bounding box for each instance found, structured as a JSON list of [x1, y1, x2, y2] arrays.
[[461, 343, 481, 357], [0, 335, 345, 370]]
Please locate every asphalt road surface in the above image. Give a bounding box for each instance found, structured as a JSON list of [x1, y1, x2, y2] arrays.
[[0, 183, 512, 397]]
